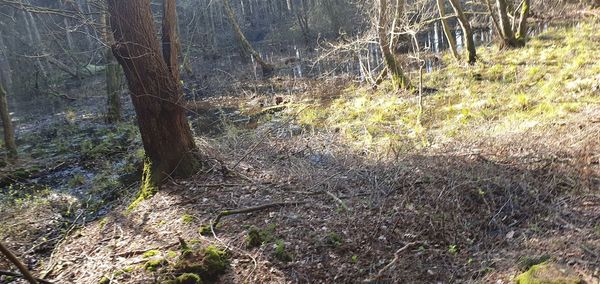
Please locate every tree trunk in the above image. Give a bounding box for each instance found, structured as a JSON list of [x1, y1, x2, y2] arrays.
[[484, 0, 503, 38], [515, 0, 530, 42], [21, 10, 48, 81], [377, 0, 409, 89], [0, 83, 17, 161], [101, 13, 121, 123], [162, 0, 181, 82], [436, 0, 459, 61], [448, 0, 476, 64], [223, 0, 274, 77], [496, 0, 519, 48], [107, 0, 199, 195]]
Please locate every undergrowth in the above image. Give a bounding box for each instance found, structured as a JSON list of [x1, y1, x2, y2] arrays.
[[289, 19, 600, 156]]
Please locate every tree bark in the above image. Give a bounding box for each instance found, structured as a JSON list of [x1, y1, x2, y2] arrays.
[[448, 0, 476, 64], [436, 0, 460, 61], [377, 0, 409, 89], [107, 0, 199, 194], [0, 83, 17, 161], [223, 0, 274, 77], [162, 0, 181, 82]]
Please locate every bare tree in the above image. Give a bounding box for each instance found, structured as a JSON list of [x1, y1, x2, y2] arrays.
[[436, 0, 459, 61], [223, 0, 274, 77], [377, 0, 410, 89], [494, 0, 531, 48], [448, 0, 476, 64]]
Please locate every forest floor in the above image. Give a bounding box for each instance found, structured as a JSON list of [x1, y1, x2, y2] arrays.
[[1, 16, 600, 284]]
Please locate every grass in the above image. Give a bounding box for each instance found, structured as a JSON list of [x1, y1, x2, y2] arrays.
[[289, 19, 600, 155]]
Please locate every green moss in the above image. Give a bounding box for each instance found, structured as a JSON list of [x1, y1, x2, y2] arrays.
[[128, 158, 159, 211], [174, 244, 229, 279], [274, 240, 292, 262], [515, 262, 581, 284], [68, 174, 86, 187], [167, 250, 178, 259], [181, 214, 194, 224], [325, 232, 343, 248], [198, 224, 211, 236], [176, 273, 202, 284], [143, 250, 160, 258], [98, 217, 108, 229], [245, 227, 263, 248], [98, 276, 110, 284], [143, 258, 167, 272], [201, 245, 229, 274]]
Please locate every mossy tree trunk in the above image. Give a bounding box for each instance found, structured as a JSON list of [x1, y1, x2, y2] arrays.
[[107, 0, 200, 197], [515, 0, 530, 43], [436, 0, 460, 62], [0, 83, 17, 161], [223, 0, 274, 77], [448, 0, 476, 64], [495, 0, 529, 48], [101, 12, 122, 123], [377, 0, 410, 90]]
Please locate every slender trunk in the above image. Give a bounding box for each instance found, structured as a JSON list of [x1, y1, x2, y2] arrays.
[[101, 13, 121, 123], [223, 0, 274, 77], [21, 10, 48, 80], [496, 0, 519, 48], [0, 30, 13, 91], [377, 0, 409, 89], [448, 0, 476, 64], [515, 0, 530, 42], [436, 0, 459, 61], [63, 18, 74, 50], [107, 0, 199, 195], [162, 0, 181, 82], [484, 0, 502, 38], [0, 83, 17, 161]]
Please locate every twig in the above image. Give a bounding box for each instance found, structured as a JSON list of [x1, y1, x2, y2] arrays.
[[324, 191, 350, 211], [0, 270, 53, 284], [212, 201, 306, 228], [363, 242, 417, 283]]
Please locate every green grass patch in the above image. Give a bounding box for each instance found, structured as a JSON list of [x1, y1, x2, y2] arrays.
[[288, 20, 600, 155]]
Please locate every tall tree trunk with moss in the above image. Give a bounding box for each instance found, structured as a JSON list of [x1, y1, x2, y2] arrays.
[[0, 84, 17, 161], [107, 0, 200, 197], [377, 0, 410, 89], [101, 13, 122, 123], [515, 0, 530, 43], [223, 0, 274, 77], [448, 0, 476, 64], [436, 0, 459, 61]]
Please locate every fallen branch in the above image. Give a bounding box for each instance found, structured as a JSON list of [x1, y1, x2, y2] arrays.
[[0, 270, 53, 284], [0, 242, 42, 284], [363, 242, 417, 283], [212, 201, 306, 228]]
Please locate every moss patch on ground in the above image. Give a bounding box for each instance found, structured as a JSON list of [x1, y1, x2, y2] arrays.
[[515, 262, 581, 284]]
